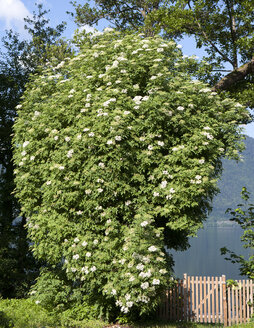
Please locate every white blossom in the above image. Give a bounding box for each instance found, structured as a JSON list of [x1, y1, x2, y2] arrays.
[[86, 252, 91, 257], [65, 136, 70, 142], [88, 132, 95, 137], [82, 241, 88, 247], [74, 238, 80, 243], [140, 221, 149, 227], [111, 289, 117, 295], [90, 266, 97, 272], [115, 136, 122, 141], [136, 263, 144, 271], [141, 282, 149, 289], [85, 189, 91, 195], [199, 88, 211, 93], [152, 279, 160, 285], [133, 96, 142, 104], [67, 149, 74, 158], [107, 140, 113, 145], [177, 106, 184, 111], [125, 294, 131, 301], [153, 192, 160, 197], [126, 301, 133, 308], [119, 258, 126, 265], [23, 141, 30, 148], [76, 210, 83, 215], [97, 188, 103, 193], [123, 111, 130, 115], [148, 245, 157, 252], [98, 162, 105, 168], [148, 145, 153, 150], [71, 267, 77, 272], [160, 180, 167, 188], [73, 254, 79, 260], [158, 141, 164, 146], [199, 159, 205, 164], [59, 166, 65, 170]]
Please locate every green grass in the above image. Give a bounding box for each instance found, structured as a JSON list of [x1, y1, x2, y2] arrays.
[[131, 322, 253, 328]]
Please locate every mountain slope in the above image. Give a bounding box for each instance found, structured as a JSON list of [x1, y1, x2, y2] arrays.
[[208, 136, 254, 223]]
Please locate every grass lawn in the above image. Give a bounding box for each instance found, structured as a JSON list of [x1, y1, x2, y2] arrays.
[[103, 321, 253, 328], [120, 323, 252, 328]]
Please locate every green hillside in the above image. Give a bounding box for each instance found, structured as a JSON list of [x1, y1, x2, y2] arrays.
[[208, 136, 254, 224]]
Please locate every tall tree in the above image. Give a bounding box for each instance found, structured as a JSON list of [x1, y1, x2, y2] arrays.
[[13, 30, 249, 319], [0, 3, 72, 298], [70, 0, 254, 107]]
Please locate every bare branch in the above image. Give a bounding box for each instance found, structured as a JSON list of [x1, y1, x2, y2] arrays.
[[187, 1, 234, 67]]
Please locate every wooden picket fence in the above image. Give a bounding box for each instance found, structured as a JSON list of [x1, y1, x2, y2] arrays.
[[158, 274, 253, 326]]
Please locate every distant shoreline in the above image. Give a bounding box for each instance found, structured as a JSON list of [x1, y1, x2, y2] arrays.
[[204, 220, 239, 228]]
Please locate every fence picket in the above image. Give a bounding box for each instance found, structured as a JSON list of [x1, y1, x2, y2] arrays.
[[215, 276, 219, 324], [243, 280, 246, 323], [158, 274, 253, 326]]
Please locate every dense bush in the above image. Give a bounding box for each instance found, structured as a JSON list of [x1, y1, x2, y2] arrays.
[[13, 29, 249, 319], [0, 298, 57, 328], [0, 298, 106, 328]]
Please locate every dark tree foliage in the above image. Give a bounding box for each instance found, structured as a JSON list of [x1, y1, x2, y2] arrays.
[[0, 3, 72, 298]]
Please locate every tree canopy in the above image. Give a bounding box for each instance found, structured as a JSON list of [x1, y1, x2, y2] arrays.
[[13, 29, 249, 318], [70, 0, 254, 107]]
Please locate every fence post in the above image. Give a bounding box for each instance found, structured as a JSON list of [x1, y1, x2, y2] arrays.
[[222, 275, 227, 326]]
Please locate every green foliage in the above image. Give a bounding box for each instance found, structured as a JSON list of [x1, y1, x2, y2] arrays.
[[0, 3, 72, 298], [221, 187, 254, 279], [70, 1, 254, 107], [0, 298, 106, 328], [0, 298, 57, 328], [13, 29, 249, 319]]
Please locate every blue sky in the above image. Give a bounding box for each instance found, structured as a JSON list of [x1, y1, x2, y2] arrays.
[[1, 0, 253, 138]]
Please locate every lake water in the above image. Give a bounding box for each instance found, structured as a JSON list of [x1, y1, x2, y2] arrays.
[[170, 224, 252, 280]]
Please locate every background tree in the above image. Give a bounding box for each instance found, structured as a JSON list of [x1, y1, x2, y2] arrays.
[[221, 187, 254, 280], [0, 3, 72, 298], [70, 0, 254, 107]]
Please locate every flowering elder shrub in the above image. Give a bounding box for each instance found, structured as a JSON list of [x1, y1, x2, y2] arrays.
[[13, 29, 249, 317]]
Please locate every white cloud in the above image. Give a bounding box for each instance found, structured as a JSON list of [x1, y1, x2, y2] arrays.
[[0, 0, 31, 31], [78, 25, 97, 34]]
